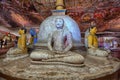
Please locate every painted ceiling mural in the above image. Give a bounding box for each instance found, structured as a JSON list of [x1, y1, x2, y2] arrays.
[[0, 0, 120, 36]]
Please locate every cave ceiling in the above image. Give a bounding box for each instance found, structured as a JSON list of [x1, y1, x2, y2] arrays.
[[0, 0, 120, 34]]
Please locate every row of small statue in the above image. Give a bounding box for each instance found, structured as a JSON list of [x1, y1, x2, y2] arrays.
[[14, 18, 110, 64], [14, 27, 37, 53], [0, 28, 37, 49]]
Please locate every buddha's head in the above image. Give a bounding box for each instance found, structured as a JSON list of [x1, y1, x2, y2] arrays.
[[55, 18, 64, 29], [18, 27, 27, 35], [89, 26, 97, 34]]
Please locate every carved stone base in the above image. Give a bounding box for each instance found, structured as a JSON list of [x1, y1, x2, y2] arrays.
[[0, 56, 120, 80], [28, 62, 87, 77], [4, 47, 29, 61], [31, 61, 85, 67]]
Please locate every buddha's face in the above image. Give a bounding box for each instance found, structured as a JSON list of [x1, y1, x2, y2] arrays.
[[90, 27, 97, 34], [18, 29, 24, 35], [55, 18, 64, 29]]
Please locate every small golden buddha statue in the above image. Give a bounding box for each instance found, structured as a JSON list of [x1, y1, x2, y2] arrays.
[[86, 26, 110, 57]]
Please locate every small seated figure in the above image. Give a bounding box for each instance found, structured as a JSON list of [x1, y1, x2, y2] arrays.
[[30, 18, 84, 64], [104, 39, 111, 50], [86, 26, 110, 57], [29, 28, 37, 45]]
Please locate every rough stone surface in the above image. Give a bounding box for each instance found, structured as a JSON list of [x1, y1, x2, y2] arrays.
[[3, 47, 28, 61], [0, 50, 120, 80]]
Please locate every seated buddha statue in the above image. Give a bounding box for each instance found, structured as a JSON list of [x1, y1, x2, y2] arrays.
[[86, 26, 110, 57], [30, 18, 84, 64]]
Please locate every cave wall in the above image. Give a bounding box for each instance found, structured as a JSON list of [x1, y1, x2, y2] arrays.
[[0, 0, 120, 33]]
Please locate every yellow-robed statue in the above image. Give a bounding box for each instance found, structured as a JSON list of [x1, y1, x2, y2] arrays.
[[18, 27, 28, 53], [85, 23, 110, 57]]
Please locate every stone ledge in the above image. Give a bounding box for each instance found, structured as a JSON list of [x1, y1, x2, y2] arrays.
[[0, 56, 119, 80]]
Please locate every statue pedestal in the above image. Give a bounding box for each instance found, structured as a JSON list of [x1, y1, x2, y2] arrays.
[[0, 52, 120, 80], [86, 55, 110, 65], [4, 54, 28, 61], [4, 47, 28, 61], [31, 61, 85, 68]]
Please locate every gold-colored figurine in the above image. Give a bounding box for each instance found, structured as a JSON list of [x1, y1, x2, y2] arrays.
[[87, 26, 98, 48], [85, 22, 110, 57], [18, 28, 27, 53]]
